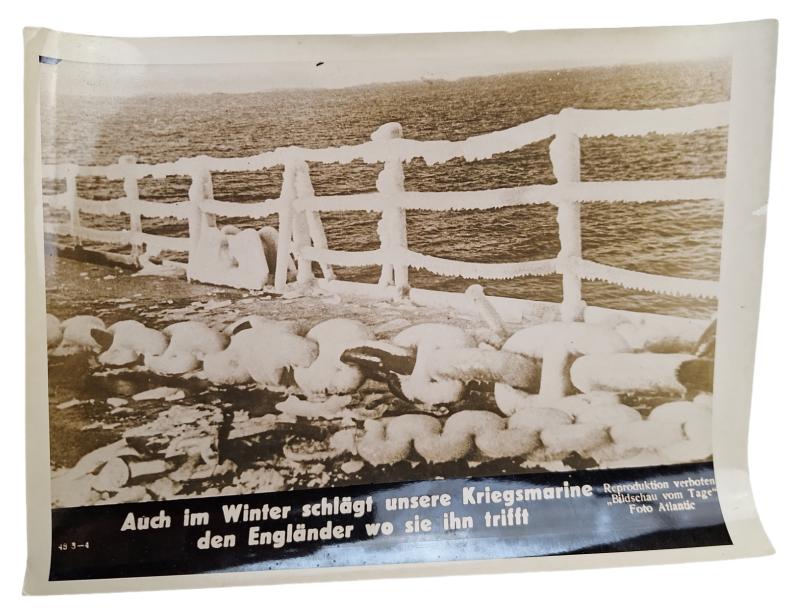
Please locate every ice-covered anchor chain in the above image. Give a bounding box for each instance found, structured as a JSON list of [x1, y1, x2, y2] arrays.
[[372, 123, 410, 293], [550, 128, 585, 322]]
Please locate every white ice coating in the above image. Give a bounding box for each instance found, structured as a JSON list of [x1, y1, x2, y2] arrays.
[[608, 315, 705, 351], [570, 352, 696, 395], [294, 185, 555, 213], [294, 162, 335, 281], [99, 320, 168, 366], [294, 319, 374, 397], [51, 315, 106, 355], [46, 313, 63, 348], [203, 325, 317, 386], [499, 322, 631, 403], [466, 284, 507, 338], [392, 323, 475, 405], [371, 123, 409, 289], [42, 102, 727, 308], [145, 321, 227, 376], [273, 164, 297, 291], [70, 198, 193, 219], [350, 393, 708, 465], [300, 245, 560, 280], [187, 226, 270, 291], [288, 161, 335, 283], [423, 249, 543, 281], [197, 199, 281, 219], [291, 197, 315, 284], [119, 155, 142, 259], [578, 260, 718, 299], [43, 222, 192, 254], [571, 178, 725, 202], [428, 347, 539, 389], [50, 311, 716, 473], [561, 103, 729, 138]]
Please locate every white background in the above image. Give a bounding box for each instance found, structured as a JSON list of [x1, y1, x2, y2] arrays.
[[2, 1, 798, 608]]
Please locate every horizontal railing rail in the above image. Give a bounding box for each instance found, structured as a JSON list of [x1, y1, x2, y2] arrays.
[[41, 101, 729, 319]]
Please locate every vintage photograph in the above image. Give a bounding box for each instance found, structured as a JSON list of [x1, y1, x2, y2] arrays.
[[40, 54, 727, 508]]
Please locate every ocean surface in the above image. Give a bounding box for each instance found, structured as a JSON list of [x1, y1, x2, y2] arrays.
[[40, 60, 730, 318]]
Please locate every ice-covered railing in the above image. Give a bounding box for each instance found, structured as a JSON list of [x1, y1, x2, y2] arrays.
[[41, 101, 728, 321]]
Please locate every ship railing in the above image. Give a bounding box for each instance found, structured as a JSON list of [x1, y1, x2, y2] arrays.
[[41, 101, 727, 321]]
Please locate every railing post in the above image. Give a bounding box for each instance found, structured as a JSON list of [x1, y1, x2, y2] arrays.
[[295, 162, 335, 281], [187, 166, 214, 260], [372, 122, 409, 294], [119, 155, 141, 262], [64, 164, 80, 247], [274, 161, 297, 291], [292, 164, 314, 284], [550, 125, 585, 322]]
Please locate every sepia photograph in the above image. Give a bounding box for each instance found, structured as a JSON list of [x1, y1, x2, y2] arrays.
[[37, 48, 731, 509]]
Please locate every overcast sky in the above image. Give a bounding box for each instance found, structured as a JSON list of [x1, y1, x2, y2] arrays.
[[38, 58, 575, 97], [38, 53, 717, 98], [35, 25, 733, 98]]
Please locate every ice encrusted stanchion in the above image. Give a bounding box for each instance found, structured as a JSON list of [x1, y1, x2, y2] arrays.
[[550, 119, 586, 323], [372, 123, 410, 294], [119, 155, 142, 263], [293, 162, 335, 283], [292, 162, 315, 284], [274, 161, 297, 291], [187, 165, 215, 255], [64, 164, 81, 247], [540, 117, 587, 401]]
